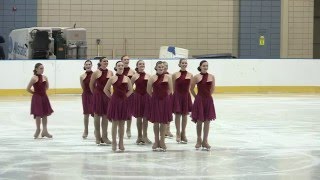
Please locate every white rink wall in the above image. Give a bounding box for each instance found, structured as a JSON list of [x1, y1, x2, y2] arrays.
[[0, 59, 320, 89]]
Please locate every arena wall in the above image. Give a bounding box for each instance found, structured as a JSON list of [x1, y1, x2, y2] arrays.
[[0, 59, 319, 95]]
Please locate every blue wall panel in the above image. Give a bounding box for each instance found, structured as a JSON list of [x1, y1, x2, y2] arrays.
[[0, 0, 37, 59]]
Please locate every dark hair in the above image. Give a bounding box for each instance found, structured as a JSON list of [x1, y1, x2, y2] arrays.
[[179, 58, 187, 67], [135, 60, 143, 72], [83, 59, 92, 70], [197, 60, 207, 72], [121, 55, 128, 61], [33, 63, 43, 75], [98, 57, 107, 68], [154, 61, 163, 70], [99, 57, 107, 61], [114, 61, 122, 71]]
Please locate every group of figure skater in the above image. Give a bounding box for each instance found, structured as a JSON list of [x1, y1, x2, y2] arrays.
[[27, 56, 216, 152]]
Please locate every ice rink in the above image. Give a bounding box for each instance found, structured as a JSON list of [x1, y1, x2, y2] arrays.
[[0, 94, 319, 179]]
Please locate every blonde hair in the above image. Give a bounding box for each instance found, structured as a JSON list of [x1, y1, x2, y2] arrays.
[[163, 61, 168, 68]]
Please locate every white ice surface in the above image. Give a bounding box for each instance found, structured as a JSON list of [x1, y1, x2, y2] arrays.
[[0, 94, 319, 180]]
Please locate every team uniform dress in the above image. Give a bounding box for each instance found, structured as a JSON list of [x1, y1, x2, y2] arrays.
[[164, 72, 173, 119], [107, 74, 131, 120], [82, 71, 93, 116], [123, 67, 133, 79], [92, 68, 110, 116], [123, 67, 133, 119], [132, 72, 150, 118], [172, 70, 192, 115], [191, 73, 216, 122], [30, 75, 54, 119], [148, 74, 172, 124]]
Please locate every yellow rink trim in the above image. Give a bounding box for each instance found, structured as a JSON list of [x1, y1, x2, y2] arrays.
[[0, 86, 319, 96], [0, 88, 82, 96], [215, 86, 320, 93]]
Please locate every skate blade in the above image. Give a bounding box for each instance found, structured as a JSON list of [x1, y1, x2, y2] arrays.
[[36, 137, 53, 140], [41, 136, 53, 139], [98, 143, 108, 146], [152, 147, 160, 151], [201, 147, 211, 151], [113, 150, 125, 153], [159, 148, 167, 152]]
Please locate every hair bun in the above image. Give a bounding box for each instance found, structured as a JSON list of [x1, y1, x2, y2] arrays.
[[197, 67, 201, 72]]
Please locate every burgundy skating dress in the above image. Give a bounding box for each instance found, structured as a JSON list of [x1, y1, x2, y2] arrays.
[[191, 73, 216, 122], [92, 68, 110, 116], [164, 72, 173, 119], [132, 72, 150, 118], [82, 71, 93, 116], [123, 67, 133, 119], [173, 70, 192, 115], [148, 74, 172, 124], [107, 74, 131, 120], [30, 75, 53, 119], [123, 67, 133, 79]]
